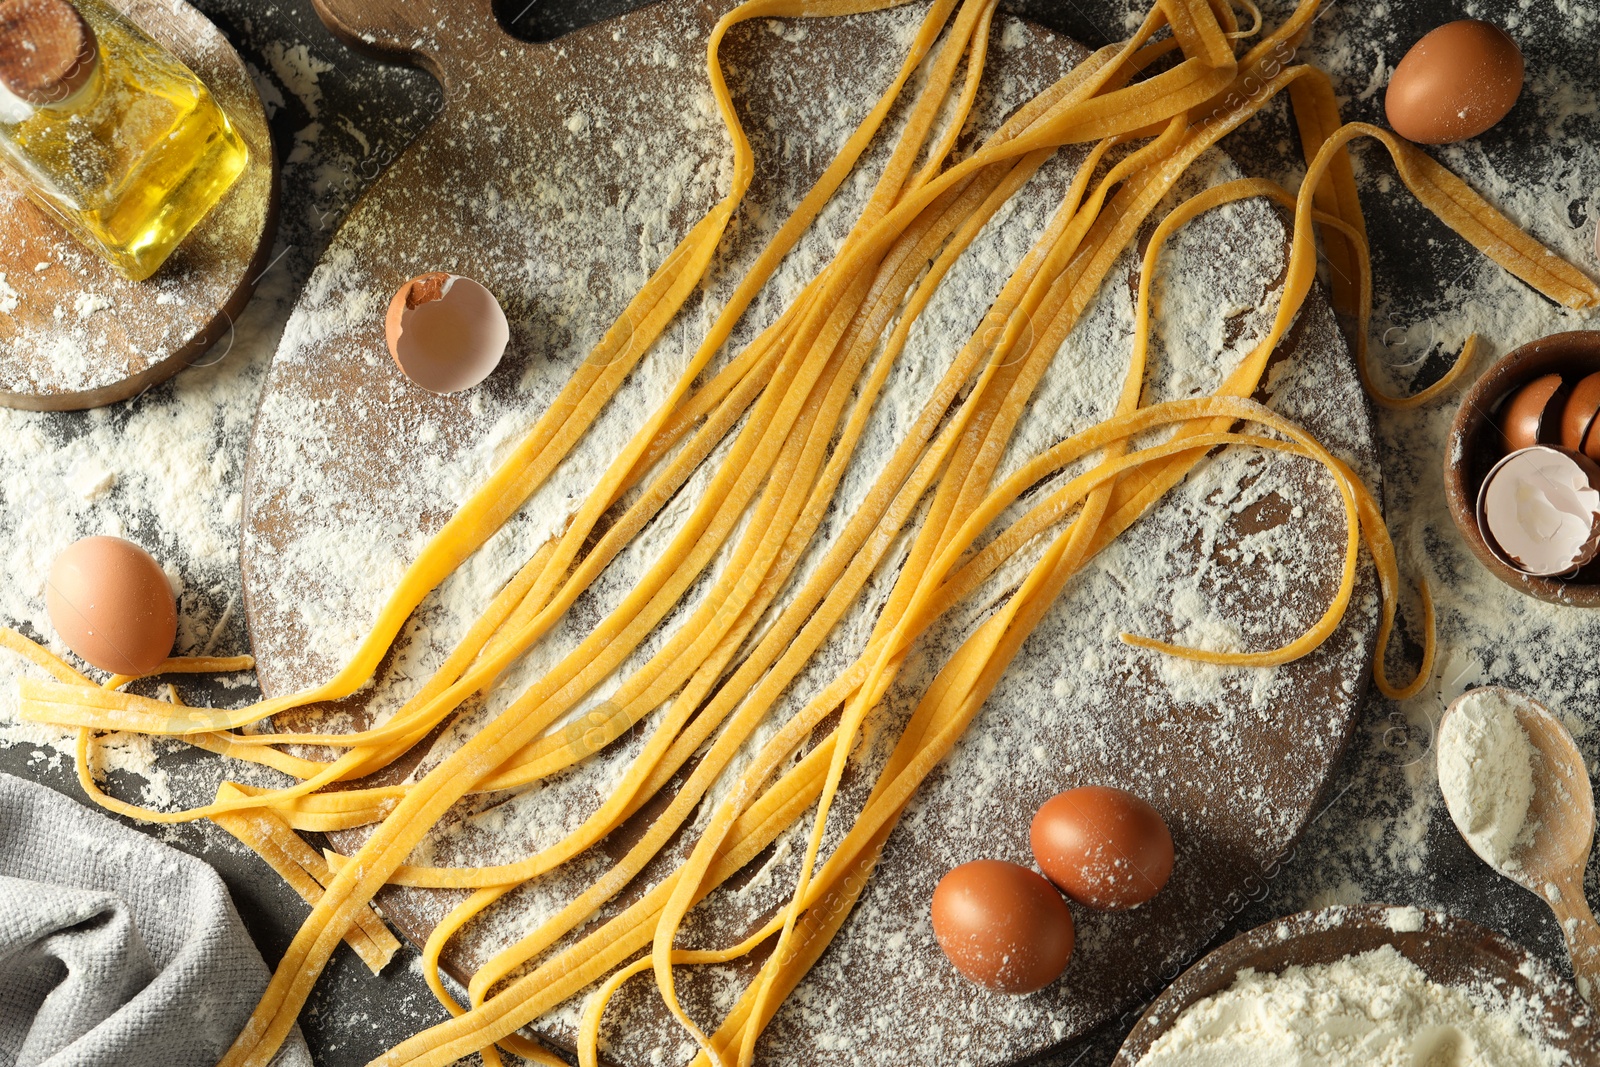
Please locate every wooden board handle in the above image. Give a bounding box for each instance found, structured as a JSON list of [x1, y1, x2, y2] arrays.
[[309, 0, 513, 89]]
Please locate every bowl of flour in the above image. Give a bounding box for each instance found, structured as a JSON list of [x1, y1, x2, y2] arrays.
[[1113, 905, 1598, 1066]]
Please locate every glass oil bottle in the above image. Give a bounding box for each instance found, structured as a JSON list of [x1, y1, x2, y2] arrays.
[[0, 0, 249, 281]]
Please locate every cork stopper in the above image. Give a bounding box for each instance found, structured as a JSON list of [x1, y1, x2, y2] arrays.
[[0, 0, 98, 106]]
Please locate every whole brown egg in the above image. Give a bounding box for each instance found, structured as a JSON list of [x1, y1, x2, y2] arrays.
[[46, 536, 178, 676], [930, 859, 1074, 994], [1385, 20, 1523, 144], [1030, 785, 1174, 910]]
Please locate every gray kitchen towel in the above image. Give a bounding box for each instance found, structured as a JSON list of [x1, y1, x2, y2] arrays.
[[0, 772, 313, 1067]]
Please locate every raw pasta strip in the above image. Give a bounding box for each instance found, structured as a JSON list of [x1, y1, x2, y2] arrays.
[[0, 628, 93, 685], [1285, 67, 1365, 350], [210, 782, 399, 974], [1326, 124, 1600, 310], [100, 654, 254, 691], [1284, 72, 1492, 408]]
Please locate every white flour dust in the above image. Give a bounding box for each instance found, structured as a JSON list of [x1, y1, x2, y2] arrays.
[[1136, 942, 1568, 1067]]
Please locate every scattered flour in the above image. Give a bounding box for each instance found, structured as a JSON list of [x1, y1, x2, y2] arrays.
[[261, 42, 333, 119], [72, 292, 109, 319], [1385, 904, 1426, 933], [1438, 688, 1539, 870], [1136, 944, 1568, 1067]]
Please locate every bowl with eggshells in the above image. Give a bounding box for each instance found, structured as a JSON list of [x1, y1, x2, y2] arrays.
[[1445, 331, 1600, 605]]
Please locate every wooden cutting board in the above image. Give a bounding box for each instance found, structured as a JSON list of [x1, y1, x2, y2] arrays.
[[0, 0, 277, 411], [240, 1, 1382, 1062]]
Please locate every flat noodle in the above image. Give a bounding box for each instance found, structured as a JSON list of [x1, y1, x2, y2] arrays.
[[211, 782, 400, 975], [3, 0, 1594, 1063]]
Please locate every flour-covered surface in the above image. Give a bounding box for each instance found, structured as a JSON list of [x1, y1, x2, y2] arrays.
[[0, 0, 275, 407], [240, 3, 1376, 1064], [0, 2, 1594, 1067], [0, 0, 456, 1061], [1182, 0, 1600, 1050]]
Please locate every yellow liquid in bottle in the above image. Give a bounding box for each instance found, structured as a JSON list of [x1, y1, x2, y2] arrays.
[[0, 0, 249, 281]]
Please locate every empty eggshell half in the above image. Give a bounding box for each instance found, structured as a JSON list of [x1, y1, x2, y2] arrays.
[[1477, 445, 1600, 577], [384, 272, 509, 394]]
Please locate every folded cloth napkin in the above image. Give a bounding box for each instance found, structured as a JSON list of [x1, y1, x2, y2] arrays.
[[0, 772, 312, 1067]]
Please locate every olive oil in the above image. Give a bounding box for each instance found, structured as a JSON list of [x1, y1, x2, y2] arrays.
[[0, 0, 248, 281]]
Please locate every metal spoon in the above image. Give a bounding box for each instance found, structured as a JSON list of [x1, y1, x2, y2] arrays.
[[1438, 686, 1600, 1001]]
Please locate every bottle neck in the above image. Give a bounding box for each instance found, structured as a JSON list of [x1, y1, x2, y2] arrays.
[[0, 0, 100, 108]]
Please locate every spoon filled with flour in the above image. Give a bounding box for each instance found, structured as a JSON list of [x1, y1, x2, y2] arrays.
[[1438, 686, 1600, 1000]]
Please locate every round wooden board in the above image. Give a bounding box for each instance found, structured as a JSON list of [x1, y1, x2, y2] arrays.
[[240, 1, 1381, 1063], [1112, 905, 1600, 1064], [0, 0, 277, 411]]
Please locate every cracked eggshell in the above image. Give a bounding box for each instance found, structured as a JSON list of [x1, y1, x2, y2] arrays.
[[1477, 446, 1600, 578], [384, 272, 509, 394], [1562, 371, 1600, 459], [1498, 373, 1569, 453]]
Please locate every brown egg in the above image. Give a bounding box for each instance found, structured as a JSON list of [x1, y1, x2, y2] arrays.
[[46, 536, 178, 676], [384, 272, 509, 394], [1030, 786, 1174, 911], [1560, 373, 1600, 456], [1498, 373, 1569, 453], [1585, 417, 1600, 464], [1385, 20, 1523, 145], [930, 860, 1074, 994]]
